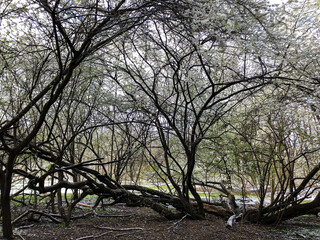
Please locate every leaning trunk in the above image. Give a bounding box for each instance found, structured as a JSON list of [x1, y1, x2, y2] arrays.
[[185, 154, 205, 219]]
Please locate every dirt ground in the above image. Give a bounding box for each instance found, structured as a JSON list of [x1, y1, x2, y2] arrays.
[[2, 204, 320, 240]]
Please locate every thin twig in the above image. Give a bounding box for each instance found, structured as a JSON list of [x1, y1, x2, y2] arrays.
[[12, 211, 30, 224], [12, 210, 62, 224], [114, 230, 144, 239], [76, 231, 113, 240], [167, 214, 188, 229], [16, 233, 26, 240], [15, 224, 35, 230], [96, 226, 144, 231], [95, 213, 134, 218]]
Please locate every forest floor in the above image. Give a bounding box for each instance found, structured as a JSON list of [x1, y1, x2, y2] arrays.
[[3, 204, 320, 240]]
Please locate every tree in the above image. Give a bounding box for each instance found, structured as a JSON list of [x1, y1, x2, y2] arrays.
[[104, 0, 288, 219], [0, 0, 184, 238]]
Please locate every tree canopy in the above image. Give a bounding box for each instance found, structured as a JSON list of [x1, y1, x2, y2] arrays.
[[0, 0, 320, 239]]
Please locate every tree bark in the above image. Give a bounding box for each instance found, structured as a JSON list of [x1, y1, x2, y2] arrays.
[[1, 154, 16, 239]]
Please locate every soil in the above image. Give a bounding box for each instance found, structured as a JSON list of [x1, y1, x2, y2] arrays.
[[2, 204, 319, 240]]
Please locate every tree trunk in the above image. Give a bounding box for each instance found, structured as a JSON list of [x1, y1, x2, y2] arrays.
[[244, 192, 320, 224], [1, 154, 16, 239], [1, 190, 13, 239], [186, 155, 205, 219], [0, 167, 3, 218], [57, 171, 67, 226]]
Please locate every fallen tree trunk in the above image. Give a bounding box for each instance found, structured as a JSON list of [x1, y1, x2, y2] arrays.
[[24, 168, 185, 220]]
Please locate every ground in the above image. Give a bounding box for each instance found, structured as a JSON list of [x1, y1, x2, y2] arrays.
[[2, 204, 320, 240]]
